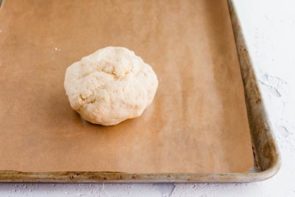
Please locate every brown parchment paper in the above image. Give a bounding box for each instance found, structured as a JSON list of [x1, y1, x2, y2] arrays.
[[0, 0, 253, 173]]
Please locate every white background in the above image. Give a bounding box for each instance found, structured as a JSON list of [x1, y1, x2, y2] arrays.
[[1, 0, 295, 196]]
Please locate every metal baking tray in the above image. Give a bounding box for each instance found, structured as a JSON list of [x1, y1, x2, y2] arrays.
[[0, 0, 280, 182]]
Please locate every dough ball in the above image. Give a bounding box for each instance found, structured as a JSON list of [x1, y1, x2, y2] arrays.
[[64, 46, 158, 126]]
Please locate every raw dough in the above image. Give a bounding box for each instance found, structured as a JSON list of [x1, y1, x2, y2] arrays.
[[64, 47, 158, 126]]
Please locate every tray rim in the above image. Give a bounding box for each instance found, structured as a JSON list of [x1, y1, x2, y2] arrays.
[[0, 0, 280, 183]]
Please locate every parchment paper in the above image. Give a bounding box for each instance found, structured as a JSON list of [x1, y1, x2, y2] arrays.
[[0, 0, 253, 173]]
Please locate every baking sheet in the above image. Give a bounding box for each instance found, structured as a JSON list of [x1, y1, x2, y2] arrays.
[[0, 0, 253, 174]]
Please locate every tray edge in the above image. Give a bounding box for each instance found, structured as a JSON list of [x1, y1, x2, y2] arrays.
[[227, 0, 281, 182]]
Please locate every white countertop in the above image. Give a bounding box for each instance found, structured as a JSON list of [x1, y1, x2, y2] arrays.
[[1, 0, 294, 196]]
